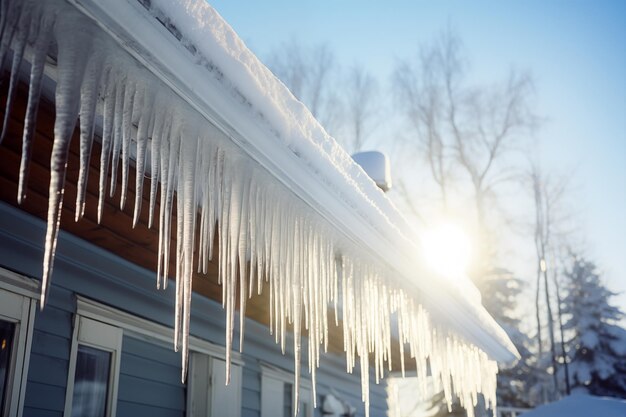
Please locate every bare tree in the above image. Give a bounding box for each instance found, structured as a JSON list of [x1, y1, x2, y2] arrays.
[[528, 162, 575, 399], [392, 27, 540, 412], [393, 36, 454, 209], [345, 65, 379, 153], [530, 164, 559, 396], [393, 28, 538, 273], [450, 69, 536, 233]]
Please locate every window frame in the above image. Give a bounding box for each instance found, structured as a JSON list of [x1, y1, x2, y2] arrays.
[[186, 352, 243, 417], [68, 296, 244, 417], [63, 306, 123, 417], [260, 364, 313, 417], [0, 268, 38, 417]]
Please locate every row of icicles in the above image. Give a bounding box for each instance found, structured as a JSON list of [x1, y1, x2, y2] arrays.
[[0, 0, 498, 416]]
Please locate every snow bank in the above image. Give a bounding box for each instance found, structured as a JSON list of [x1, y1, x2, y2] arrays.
[[520, 394, 626, 417]]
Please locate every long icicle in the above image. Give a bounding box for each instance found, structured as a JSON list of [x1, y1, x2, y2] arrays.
[[75, 52, 104, 221], [97, 72, 116, 223], [0, 1, 29, 143], [17, 10, 53, 204], [133, 88, 155, 227], [41, 12, 92, 307]]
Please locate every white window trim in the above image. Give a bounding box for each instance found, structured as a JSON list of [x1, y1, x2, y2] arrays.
[[63, 312, 123, 417], [187, 353, 242, 417], [260, 363, 313, 417], [0, 267, 38, 417], [69, 296, 244, 417], [74, 296, 243, 365]]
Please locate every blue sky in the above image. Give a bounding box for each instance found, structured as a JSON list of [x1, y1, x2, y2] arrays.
[[209, 1, 626, 306]]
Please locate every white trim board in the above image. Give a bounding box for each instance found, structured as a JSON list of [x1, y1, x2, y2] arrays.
[[76, 296, 244, 365]]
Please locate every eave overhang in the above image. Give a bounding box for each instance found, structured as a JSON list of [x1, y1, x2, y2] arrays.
[[68, 0, 517, 364]]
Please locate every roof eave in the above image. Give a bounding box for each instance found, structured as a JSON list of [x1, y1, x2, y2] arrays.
[[68, 0, 518, 362]]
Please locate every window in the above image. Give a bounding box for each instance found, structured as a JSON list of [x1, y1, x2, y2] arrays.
[[0, 268, 37, 417], [69, 296, 244, 417], [0, 321, 15, 414], [64, 315, 122, 417], [187, 353, 242, 417], [261, 364, 313, 417], [71, 345, 112, 417]]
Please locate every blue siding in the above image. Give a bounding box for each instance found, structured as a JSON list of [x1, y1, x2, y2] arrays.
[[31, 330, 71, 360], [116, 401, 182, 417], [0, 201, 390, 417], [23, 290, 73, 416], [23, 382, 66, 413], [117, 336, 186, 417], [18, 407, 62, 417]]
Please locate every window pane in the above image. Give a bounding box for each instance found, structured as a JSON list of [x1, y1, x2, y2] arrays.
[[0, 320, 15, 413], [71, 345, 111, 417]]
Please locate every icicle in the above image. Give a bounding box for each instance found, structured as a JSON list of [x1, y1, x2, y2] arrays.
[[108, 79, 125, 198], [98, 74, 117, 223], [75, 52, 104, 221], [148, 106, 169, 229], [238, 170, 251, 353], [18, 11, 54, 204], [41, 11, 93, 307], [1, 2, 30, 144], [179, 133, 198, 381], [292, 243, 302, 417], [160, 121, 181, 289], [119, 80, 136, 209], [0, 0, 24, 79], [132, 88, 155, 227]]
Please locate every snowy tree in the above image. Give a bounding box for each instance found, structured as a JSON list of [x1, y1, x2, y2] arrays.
[[480, 268, 536, 407], [560, 253, 626, 398]]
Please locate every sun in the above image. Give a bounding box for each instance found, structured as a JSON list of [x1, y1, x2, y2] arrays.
[[421, 222, 471, 279]]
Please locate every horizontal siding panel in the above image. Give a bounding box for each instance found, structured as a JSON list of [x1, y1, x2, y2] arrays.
[[116, 400, 185, 417], [122, 336, 181, 367], [120, 351, 182, 385], [21, 407, 63, 417], [27, 353, 68, 387], [45, 284, 75, 312], [118, 374, 185, 411], [24, 382, 66, 412], [31, 329, 71, 360], [33, 305, 73, 339]]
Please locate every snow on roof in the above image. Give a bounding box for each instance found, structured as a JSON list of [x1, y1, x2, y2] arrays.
[[121, 0, 516, 359], [1, 0, 516, 415], [520, 394, 626, 417]]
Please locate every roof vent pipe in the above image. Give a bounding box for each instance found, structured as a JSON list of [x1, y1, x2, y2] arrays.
[[351, 151, 392, 192]]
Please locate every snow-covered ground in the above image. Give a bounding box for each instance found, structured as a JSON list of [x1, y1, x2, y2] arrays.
[[520, 394, 626, 417]]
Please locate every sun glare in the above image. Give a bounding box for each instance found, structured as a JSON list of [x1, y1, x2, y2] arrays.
[[421, 223, 471, 279]]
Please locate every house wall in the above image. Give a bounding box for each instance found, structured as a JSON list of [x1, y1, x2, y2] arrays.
[[0, 202, 387, 417]]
